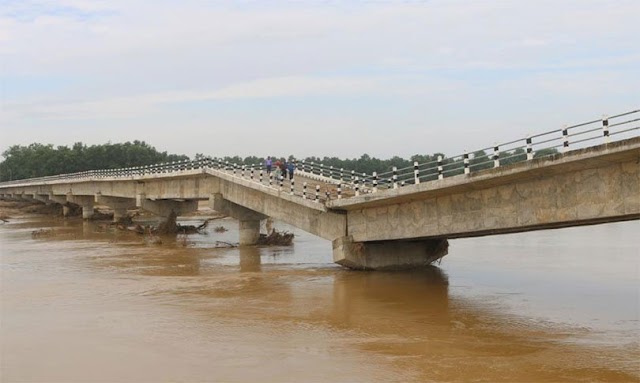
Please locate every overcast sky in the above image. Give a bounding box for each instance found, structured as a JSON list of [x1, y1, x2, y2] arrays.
[[1, 0, 638, 160]]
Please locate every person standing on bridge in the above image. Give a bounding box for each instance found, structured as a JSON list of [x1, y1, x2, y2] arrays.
[[265, 156, 272, 174], [279, 159, 287, 180], [287, 160, 295, 180], [274, 159, 282, 179]]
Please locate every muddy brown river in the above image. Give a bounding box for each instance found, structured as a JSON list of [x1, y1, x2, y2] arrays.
[[1, 215, 638, 382]]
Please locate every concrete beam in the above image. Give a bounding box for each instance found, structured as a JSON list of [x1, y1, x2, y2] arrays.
[[136, 193, 198, 218], [342, 151, 640, 242], [32, 194, 52, 205], [210, 193, 268, 221], [332, 236, 449, 270]]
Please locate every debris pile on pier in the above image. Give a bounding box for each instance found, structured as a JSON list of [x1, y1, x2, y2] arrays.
[[257, 229, 294, 246]]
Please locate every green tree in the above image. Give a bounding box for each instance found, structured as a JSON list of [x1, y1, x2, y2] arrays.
[[0, 141, 188, 182]]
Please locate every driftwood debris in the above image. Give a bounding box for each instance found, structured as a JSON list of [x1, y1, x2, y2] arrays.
[[257, 229, 294, 246], [31, 228, 55, 238], [122, 211, 214, 236], [214, 240, 238, 248], [90, 210, 114, 221]]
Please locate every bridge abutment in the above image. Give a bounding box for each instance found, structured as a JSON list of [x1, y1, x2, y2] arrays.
[[332, 236, 449, 270]]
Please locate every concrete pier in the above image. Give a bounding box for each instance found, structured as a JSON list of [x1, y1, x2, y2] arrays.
[[95, 195, 136, 222], [67, 194, 94, 219], [239, 219, 261, 246], [211, 193, 267, 246], [333, 236, 449, 270]]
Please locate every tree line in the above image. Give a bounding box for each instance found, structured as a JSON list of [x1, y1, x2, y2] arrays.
[[1, 141, 558, 182], [0, 141, 188, 182]]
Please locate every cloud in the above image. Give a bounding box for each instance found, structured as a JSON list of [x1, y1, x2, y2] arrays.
[[3, 73, 466, 121], [0, 0, 638, 158]]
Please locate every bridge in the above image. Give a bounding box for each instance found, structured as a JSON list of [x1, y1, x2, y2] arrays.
[[1, 110, 638, 269]]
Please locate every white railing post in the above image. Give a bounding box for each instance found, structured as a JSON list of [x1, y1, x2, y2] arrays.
[[392, 167, 398, 189], [372, 172, 378, 192], [464, 151, 470, 174], [493, 144, 500, 168], [562, 125, 569, 152], [602, 114, 610, 143], [526, 136, 533, 160], [437, 156, 443, 180], [414, 162, 420, 184]]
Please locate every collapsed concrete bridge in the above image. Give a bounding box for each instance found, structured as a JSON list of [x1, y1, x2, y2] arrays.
[[1, 111, 638, 269]]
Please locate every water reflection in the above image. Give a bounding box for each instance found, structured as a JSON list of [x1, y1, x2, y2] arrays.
[[239, 246, 262, 272], [331, 268, 449, 328]]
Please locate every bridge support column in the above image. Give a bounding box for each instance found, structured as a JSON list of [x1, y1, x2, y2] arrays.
[[49, 194, 71, 217], [95, 195, 136, 222], [136, 194, 198, 218], [67, 194, 94, 219], [239, 219, 261, 246], [210, 193, 268, 246], [332, 236, 449, 270]]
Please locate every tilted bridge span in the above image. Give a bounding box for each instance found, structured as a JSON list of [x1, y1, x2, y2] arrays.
[[1, 110, 638, 269]]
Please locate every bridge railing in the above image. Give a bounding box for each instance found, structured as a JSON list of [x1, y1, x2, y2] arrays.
[[366, 109, 639, 190], [1, 109, 638, 202]]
